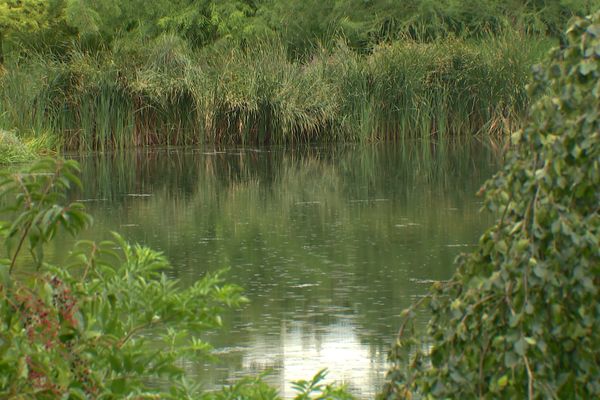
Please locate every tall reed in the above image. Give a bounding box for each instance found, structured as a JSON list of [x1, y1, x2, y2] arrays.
[[325, 30, 551, 140], [0, 33, 552, 151]]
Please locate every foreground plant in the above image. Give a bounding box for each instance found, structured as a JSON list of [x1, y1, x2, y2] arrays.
[[0, 158, 353, 399], [382, 12, 600, 400], [0, 158, 247, 398]]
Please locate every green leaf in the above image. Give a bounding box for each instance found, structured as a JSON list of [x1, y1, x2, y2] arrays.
[[504, 351, 519, 368], [110, 378, 127, 394], [497, 375, 509, 388], [514, 337, 527, 356]]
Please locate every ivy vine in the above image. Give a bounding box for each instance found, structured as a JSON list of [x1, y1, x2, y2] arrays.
[[382, 12, 600, 400]]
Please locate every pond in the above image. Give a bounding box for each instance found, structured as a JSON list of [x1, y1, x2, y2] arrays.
[[54, 140, 500, 398]]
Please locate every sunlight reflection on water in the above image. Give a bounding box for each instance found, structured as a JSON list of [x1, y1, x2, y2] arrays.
[[235, 319, 386, 398]]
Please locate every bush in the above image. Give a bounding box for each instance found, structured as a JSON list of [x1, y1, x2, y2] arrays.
[[382, 12, 600, 400]]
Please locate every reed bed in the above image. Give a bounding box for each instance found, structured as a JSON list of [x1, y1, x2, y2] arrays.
[[0, 33, 551, 150]]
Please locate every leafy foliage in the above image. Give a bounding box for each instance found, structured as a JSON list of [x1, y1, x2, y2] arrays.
[[382, 12, 600, 399], [0, 0, 49, 63], [0, 158, 244, 398], [261, 0, 597, 58], [1, 0, 596, 58], [204, 369, 354, 400], [291, 369, 355, 400], [0, 0, 48, 33]]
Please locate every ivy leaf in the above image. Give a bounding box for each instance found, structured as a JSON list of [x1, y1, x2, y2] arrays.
[[514, 337, 527, 356]]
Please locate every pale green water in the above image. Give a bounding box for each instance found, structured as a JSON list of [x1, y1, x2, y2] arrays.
[[55, 141, 499, 398]]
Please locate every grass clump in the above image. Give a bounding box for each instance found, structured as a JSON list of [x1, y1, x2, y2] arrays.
[[311, 32, 550, 140], [197, 40, 341, 144], [0, 130, 34, 164]]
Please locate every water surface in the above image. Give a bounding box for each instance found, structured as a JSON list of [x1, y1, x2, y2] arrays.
[[56, 141, 499, 398]]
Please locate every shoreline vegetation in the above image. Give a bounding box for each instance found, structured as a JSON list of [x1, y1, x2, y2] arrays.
[[1, 34, 548, 151], [0, 2, 599, 399], [384, 12, 600, 398], [0, 1, 596, 153]]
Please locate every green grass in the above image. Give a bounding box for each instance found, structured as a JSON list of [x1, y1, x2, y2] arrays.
[[0, 130, 35, 164], [0, 33, 553, 151]]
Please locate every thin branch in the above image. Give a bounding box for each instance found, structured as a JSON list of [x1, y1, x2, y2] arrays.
[[9, 221, 32, 275], [117, 319, 160, 349], [8, 162, 64, 275], [81, 243, 98, 282], [478, 337, 491, 399], [523, 354, 535, 399]]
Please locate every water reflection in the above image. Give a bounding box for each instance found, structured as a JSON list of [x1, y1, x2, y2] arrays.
[[244, 318, 387, 398], [54, 141, 499, 398]]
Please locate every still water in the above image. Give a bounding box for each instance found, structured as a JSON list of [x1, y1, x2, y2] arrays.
[[58, 141, 499, 398]]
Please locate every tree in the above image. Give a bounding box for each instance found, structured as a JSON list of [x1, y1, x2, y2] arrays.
[[0, 0, 48, 64], [156, 0, 269, 47]]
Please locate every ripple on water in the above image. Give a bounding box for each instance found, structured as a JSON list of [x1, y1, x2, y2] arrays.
[[62, 144, 498, 398]]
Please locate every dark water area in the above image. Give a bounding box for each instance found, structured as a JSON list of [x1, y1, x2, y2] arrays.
[[48, 141, 500, 398]]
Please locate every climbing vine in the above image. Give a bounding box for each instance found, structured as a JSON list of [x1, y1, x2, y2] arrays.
[[382, 12, 600, 400]]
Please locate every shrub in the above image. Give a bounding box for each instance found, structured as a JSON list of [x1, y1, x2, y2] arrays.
[[382, 12, 600, 400]]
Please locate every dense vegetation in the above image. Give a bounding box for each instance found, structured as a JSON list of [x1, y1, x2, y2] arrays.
[[1, 2, 599, 399], [383, 12, 600, 399], [0, 1, 597, 150]]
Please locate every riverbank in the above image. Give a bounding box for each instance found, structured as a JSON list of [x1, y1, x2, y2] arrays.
[[0, 33, 550, 152], [2, 0, 591, 154], [0, 129, 59, 164]]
